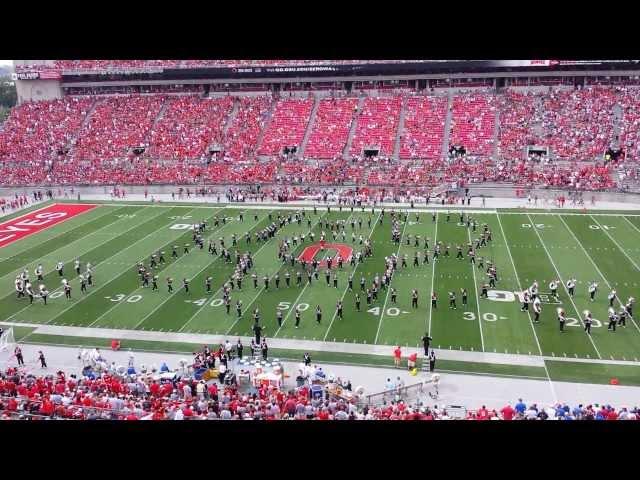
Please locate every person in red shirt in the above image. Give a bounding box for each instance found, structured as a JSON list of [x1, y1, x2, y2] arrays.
[[477, 405, 489, 420], [393, 346, 402, 368], [500, 403, 515, 420], [149, 381, 160, 397], [407, 352, 418, 371]]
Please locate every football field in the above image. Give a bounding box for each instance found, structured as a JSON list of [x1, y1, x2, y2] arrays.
[[3, 200, 640, 374]]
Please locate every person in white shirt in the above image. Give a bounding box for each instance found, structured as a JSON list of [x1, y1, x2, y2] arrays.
[[174, 408, 184, 420]]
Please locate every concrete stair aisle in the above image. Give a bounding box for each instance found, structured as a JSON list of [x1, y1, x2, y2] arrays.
[[440, 92, 454, 160], [223, 97, 239, 136], [255, 97, 277, 161], [492, 98, 500, 161], [65, 97, 100, 159], [393, 95, 408, 160], [144, 97, 170, 144], [342, 96, 365, 160], [611, 103, 624, 150], [298, 94, 319, 158]]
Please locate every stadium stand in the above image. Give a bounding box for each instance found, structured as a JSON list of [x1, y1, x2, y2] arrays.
[[256, 98, 314, 156], [0, 86, 631, 188], [399, 95, 448, 160], [147, 96, 234, 160], [304, 97, 359, 159], [449, 92, 496, 156], [349, 96, 402, 157], [70, 95, 165, 162]]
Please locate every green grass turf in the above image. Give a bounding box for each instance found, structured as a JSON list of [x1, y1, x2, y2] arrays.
[[3, 202, 640, 384]]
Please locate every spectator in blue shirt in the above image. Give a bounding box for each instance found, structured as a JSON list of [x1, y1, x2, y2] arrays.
[[515, 398, 526, 415]]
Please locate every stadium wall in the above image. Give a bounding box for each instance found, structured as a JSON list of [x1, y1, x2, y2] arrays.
[[0, 185, 638, 205], [15, 79, 63, 104]]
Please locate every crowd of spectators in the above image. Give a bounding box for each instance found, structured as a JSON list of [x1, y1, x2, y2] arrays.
[[147, 96, 234, 160], [70, 95, 164, 162], [304, 97, 359, 159], [257, 98, 314, 155], [449, 92, 497, 156], [0, 360, 637, 420], [399, 95, 448, 160], [1, 88, 634, 189], [0, 97, 94, 163], [349, 96, 402, 157]]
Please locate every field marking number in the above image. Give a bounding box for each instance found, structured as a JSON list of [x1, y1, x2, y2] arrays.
[[108, 293, 142, 303], [566, 317, 602, 328], [463, 312, 501, 322], [522, 223, 546, 229], [589, 225, 614, 230], [277, 302, 309, 311]]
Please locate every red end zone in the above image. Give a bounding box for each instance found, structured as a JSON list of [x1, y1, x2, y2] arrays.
[[0, 203, 97, 248]]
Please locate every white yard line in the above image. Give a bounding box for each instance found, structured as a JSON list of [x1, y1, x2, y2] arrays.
[[466, 219, 485, 352], [0, 201, 73, 226], [526, 214, 602, 359], [427, 212, 438, 336], [0, 205, 134, 290], [255, 210, 330, 338], [233, 211, 332, 337], [91, 207, 230, 329], [373, 211, 405, 345], [496, 213, 556, 402], [318, 212, 381, 342], [176, 210, 280, 333], [623, 215, 640, 236], [591, 215, 640, 272], [14, 206, 204, 331], [0, 204, 115, 265], [559, 215, 640, 335]]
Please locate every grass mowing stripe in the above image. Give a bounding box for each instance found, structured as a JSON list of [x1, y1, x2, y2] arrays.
[[591, 215, 640, 271], [623, 215, 640, 236], [559, 215, 640, 335], [90, 208, 230, 329], [135, 210, 272, 332], [262, 210, 352, 339], [551, 214, 640, 360], [314, 211, 377, 341], [228, 210, 327, 337], [0, 206, 160, 321], [466, 218, 485, 352], [10, 206, 177, 328], [526, 213, 602, 359], [0, 204, 115, 268], [232, 210, 343, 340], [321, 211, 398, 344], [495, 213, 556, 401], [545, 360, 640, 387], [499, 214, 596, 358], [374, 211, 404, 345], [182, 210, 316, 335], [0, 206, 138, 296], [183, 210, 320, 335], [496, 214, 545, 356], [428, 212, 438, 338], [41, 207, 211, 328]]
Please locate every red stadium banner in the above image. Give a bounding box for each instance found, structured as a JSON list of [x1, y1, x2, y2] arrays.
[[0, 203, 97, 248]]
